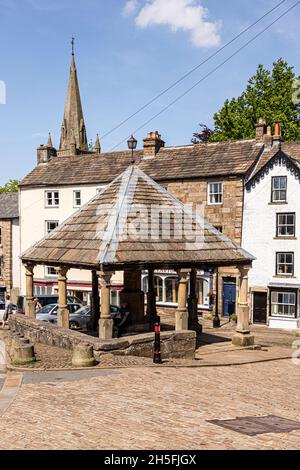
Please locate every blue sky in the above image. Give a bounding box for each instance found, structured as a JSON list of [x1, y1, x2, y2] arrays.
[[0, 0, 300, 184]]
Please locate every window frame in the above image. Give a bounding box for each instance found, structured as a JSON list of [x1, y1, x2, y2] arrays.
[[276, 252, 294, 277], [270, 289, 297, 319], [45, 266, 57, 278], [45, 220, 59, 235], [276, 213, 296, 238], [45, 190, 60, 208], [73, 190, 82, 208], [271, 176, 287, 203], [208, 182, 223, 206]]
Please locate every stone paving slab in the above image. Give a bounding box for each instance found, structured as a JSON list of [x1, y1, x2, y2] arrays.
[[0, 359, 300, 450], [0, 373, 22, 416]]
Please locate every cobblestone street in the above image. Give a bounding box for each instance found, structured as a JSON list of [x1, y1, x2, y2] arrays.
[[0, 355, 300, 450]]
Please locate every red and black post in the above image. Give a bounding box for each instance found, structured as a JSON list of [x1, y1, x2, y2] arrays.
[[153, 320, 162, 364]]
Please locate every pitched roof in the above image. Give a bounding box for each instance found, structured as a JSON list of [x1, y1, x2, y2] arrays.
[[246, 142, 300, 185], [21, 166, 254, 270], [20, 140, 262, 188], [0, 193, 19, 219]]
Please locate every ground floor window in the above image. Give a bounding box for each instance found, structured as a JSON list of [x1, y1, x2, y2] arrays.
[[33, 285, 53, 296], [271, 291, 297, 318], [142, 273, 210, 307]]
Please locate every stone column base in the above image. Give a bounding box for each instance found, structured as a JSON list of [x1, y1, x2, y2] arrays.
[[99, 318, 113, 340], [26, 300, 36, 318], [57, 308, 69, 329], [232, 332, 255, 347], [175, 309, 189, 331]]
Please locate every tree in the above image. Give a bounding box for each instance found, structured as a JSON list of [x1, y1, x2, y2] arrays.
[[192, 124, 214, 144], [0, 180, 19, 193], [208, 59, 300, 142]]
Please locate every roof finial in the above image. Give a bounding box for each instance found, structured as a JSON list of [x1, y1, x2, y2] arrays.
[[47, 132, 53, 148], [71, 37, 75, 56]]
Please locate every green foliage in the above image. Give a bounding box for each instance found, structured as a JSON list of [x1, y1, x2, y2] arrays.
[[0, 180, 19, 193], [210, 59, 300, 142], [230, 314, 238, 323]]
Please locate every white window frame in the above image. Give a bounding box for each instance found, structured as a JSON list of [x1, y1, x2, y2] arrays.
[[208, 182, 223, 205], [272, 176, 287, 203], [45, 190, 59, 208], [73, 190, 82, 208], [271, 291, 296, 318], [45, 266, 57, 278], [276, 213, 295, 238], [45, 220, 59, 235], [276, 252, 294, 277]]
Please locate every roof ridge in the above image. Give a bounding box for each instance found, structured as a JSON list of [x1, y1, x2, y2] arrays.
[[99, 166, 135, 265]]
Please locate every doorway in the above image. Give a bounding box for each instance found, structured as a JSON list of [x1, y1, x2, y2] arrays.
[[253, 292, 267, 324], [222, 278, 236, 317]]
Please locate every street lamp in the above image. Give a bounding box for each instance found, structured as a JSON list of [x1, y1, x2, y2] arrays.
[[213, 268, 221, 328], [127, 135, 138, 164]]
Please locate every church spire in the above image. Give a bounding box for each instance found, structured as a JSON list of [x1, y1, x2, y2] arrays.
[[59, 39, 88, 154], [94, 134, 101, 153]]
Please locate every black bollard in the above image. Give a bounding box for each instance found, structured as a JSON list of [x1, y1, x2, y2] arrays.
[[153, 322, 162, 364], [213, 314, 221, 328]]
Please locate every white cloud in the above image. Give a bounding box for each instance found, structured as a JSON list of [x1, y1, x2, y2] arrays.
[[125, 0, 221, 48], [123, 0, 139, 17]]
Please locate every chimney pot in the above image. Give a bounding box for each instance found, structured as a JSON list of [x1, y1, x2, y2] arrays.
[[263, 126, 273, 148], [274, 122, 282, 138]]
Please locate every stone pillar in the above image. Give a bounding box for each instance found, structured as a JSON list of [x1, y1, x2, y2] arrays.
[[188, 269, 201, 333], [57, 267, 69, 329], [25, 264, 36, 318], [99, 272, 113, 340], [176, 270, 189, 331], [120, 268, 145, 323], [232, 266, 255, 347], [91, 270, 100, 331]]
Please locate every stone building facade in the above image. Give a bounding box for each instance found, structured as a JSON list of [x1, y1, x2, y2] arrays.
[[0, 193, 20, 303]]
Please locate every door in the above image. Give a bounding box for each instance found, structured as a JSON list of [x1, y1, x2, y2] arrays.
[[253, 292, 267, 324], [222, 280, 236, 317]]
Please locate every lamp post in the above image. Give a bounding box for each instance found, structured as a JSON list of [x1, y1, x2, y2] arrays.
[[213, 268, 221, 328], [127, 135, 138, 164]]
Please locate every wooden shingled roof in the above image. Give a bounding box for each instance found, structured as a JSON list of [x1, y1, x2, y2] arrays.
[[21, 166, 254, 271]]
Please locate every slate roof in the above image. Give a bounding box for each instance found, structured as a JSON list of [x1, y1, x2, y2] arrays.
[[0, 193, 19, 219], [20, 140, 262, 188], [21, 166, 254, 270]]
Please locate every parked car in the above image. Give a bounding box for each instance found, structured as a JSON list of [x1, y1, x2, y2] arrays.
[[0, 302, 17, 323], [68, 305, 120, 330], [36, 303, 82, 324], [16, 295, 83, 314]]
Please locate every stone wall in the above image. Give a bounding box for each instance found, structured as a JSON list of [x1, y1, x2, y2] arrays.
[[166, 176, 244, 244], [9, 316, 196, 360], [0, 219, 12, 296]]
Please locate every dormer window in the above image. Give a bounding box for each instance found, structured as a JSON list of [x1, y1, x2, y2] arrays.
[[272, 177, 287, 203]]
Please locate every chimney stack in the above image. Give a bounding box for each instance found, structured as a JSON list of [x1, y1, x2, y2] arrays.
[[255, 118, 267, 143], [37, 134, 57, 165], [143, 131, 165, 157]]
